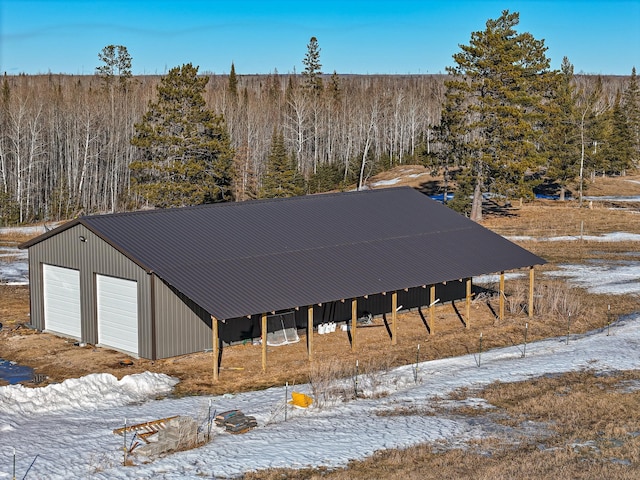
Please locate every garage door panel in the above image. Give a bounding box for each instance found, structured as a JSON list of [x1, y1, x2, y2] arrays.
[[97, 275, 138, 356], [43, 264, 81, 338]]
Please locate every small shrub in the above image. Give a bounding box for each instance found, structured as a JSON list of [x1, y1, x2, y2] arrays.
[[533, 280, 583, 318]]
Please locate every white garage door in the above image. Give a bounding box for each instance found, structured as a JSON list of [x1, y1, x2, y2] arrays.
[[96, 275, 138, 356], [43, 264, 82, 338]]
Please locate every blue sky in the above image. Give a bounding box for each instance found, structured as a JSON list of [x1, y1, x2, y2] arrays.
[[1, 0, 639, 76]]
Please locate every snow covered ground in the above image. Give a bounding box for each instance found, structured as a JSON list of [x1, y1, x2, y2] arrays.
[[506, 232, 640, 243], [0, 246, 28, 285], [584, 195, 640, 202], [547, 261, 640, 296], [0, 311, 638, 479]]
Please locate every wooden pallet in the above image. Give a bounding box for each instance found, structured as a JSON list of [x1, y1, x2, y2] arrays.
[[113, 416, 179, 450]]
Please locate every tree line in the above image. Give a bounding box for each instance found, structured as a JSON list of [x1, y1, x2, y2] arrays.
[[0, 11, 637, 225]]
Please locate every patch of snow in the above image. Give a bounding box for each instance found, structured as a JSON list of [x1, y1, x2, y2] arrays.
[[545, 262, 640, 295], [583, 195, 640, 202], [372, 177, 401, 186], [0, 263, 28, 285], [617, 379, 640, 393], [0, 224, 58, 236], [474, 272, 525, 284], [506, 232, 640, 243], [0, 372, 179, 416], [0, 246, 28, 259]]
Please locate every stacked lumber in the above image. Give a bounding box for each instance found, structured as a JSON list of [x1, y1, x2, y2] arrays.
[[214, 410, 257, 434]]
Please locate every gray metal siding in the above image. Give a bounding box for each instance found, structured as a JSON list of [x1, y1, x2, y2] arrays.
[[27, 224, 153, 358], [153, 277, 212, 359]]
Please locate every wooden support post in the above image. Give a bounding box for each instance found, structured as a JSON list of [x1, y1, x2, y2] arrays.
[[499, 271, 505, 321], [529, 266, 535, 318], [391, 291, 398, 345], [261, 312, 267, 372], [429, 285, 436, 335], [351, 298, 357, 352], [211, 316, 219, 382], [465, 278, 472, 328], [307, 305, 313, 361]]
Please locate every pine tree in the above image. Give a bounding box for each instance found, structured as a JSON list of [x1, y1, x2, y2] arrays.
[[130, 63, 234, 208], [605, 91, 633, 174], [260, 129, 304, 198], [546, 57, 580, 200], [328, 70, 341, 102], [302, 36, 323, 93], [623, 67, 640, 167], [583, 77, 608, 178], [308, 162, 344, 193], [96, 45, 132, 89], [228, 62, 238, 99], [442, 10, 554, 220]]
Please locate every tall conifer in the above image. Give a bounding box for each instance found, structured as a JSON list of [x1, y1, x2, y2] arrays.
[[130, 63, 234, 207], [260, 129, 304, 198], [442, 10, 554, 219], [546, 57, 580, 200], [605, 91, 633, 174], [302, 36, 323, 93], [623, 67, 640, 167], [228, 62, 238, 99]]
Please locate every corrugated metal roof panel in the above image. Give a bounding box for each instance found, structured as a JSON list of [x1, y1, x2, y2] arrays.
[[26, 187, 545, 319]]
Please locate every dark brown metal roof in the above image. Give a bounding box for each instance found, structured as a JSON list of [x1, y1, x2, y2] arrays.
[[22, 187, 545, 319]]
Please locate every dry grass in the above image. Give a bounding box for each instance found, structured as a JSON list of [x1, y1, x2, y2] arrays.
[[0, 285, 30, 328], [1, 281, 636, 396], [481, 200, 640, 263], [242, 370, 640, 480]]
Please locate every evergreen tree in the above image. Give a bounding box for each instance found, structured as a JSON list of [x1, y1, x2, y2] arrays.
[[1, 74, 9, 107], [260, 129, 305, 198], [623, 67, 640, 167], [604, 91, 633, 174], [328, 70, 341, 102], [583, 77, 608, 178], [96, 45, 132, 89], [546, 57, 580, 200], [446, 168, 475, 217], [308, 162, 344, 193], [302, 36, 323, 93], [437, 77, 469, 207], [130, 63, 234, 208], [442, 10, 554, 220], [228, 62, 238, 99]]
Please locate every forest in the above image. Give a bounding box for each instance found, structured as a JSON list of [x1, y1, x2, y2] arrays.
[[0, 11, 638, 225]]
